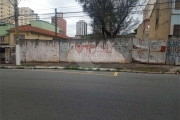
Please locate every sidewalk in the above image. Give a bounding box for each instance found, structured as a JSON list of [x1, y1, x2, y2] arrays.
[[0, 62, 179, 74]]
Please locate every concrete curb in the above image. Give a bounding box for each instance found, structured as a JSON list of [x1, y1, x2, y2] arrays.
[[0, 65, 178, 74]]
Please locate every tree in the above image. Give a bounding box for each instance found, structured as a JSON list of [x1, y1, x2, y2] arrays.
[[76, 0, 146, 39]]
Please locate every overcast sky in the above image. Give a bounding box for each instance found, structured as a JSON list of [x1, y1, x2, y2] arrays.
[[19, 0, 143, 37], [19, 0, 92, 37]]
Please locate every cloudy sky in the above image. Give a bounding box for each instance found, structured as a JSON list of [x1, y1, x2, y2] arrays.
[[19, 0, 92, 37], [19, 0, 144, 37]]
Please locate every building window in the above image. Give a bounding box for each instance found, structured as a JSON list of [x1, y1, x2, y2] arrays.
[[0, 37, 5, 43], [173, 25, 180, 35], [175, 0, 180, 10]]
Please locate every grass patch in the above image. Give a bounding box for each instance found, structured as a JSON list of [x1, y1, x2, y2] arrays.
[[115, 67, 123, 71], [23, 64, 36, 66], [96, 68, 100, 71], [16, 66, 25, 69], [0, 66, 5, 69], [64, 66, 80, 70], [72, 67, 79, 70]]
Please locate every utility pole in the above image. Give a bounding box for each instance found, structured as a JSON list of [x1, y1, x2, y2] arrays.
[[55, 8, 57, 40], [14, 0, 20, 65]]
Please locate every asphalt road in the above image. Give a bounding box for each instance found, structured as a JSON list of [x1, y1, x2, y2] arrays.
[[0, 69, 179, 120]]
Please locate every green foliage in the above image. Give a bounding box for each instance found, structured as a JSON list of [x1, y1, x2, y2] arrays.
[[0, 66, 5, 69], [96, 68, 100, 71], [16, 66, 25, 69], [115, 67, 123, 71], [76, 0, 144, 39]]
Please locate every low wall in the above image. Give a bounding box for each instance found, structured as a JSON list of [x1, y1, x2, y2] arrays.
[[20, 40, 60, 62], [132, 38, 167, 64], [67, 38, 132, 63], [166, 37, 180, 65], [149, 40, 167, 64], [132, 38, 149, 63]]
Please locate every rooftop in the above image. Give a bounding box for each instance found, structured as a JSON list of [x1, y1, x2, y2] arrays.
[[9, 24, 69, 39]]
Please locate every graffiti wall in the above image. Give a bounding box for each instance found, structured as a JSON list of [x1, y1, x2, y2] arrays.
[[132, 38, 167, 64], [133, 38, 149, 49], [149, 52, 166, 63], [166, 37, 180, 65], [149, 40, 167, 64], [67, 38, 132, 63], [20, 40, 60, 62], [132, 50, 149, 63], [132, 38, 149, 63]]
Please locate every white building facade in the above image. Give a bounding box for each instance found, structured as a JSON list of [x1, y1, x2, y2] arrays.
[[18, 7, 39, 26], [0, 1, 39, 25], [0, 0, 15, 23], [76, 20, 87, 36]]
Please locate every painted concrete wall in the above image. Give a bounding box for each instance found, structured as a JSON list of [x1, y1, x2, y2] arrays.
[[166, 37, 180, 64], [133, 38, 149, 49], [132, 50, 149, 63], [132, 38, 149, 63], [67, 39, 132, 63], [20, 40, 60, 62], [132, 38, 167, 64], [19, 38, 176, 64], [149, 0, 171, 40]]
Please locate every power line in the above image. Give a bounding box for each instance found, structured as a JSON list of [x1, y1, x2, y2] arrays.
[[1, 1, 180, 21]]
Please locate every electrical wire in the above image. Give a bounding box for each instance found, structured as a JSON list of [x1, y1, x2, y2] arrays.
[[1, 1, 180, 21]]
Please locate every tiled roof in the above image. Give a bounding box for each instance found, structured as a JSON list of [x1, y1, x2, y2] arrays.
[[9, 24, 69, 39]]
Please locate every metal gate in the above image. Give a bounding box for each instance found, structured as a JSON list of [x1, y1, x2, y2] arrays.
[[60, 40, 68, 62]]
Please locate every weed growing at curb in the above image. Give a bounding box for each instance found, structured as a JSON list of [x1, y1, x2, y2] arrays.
[[0, 66, 5, 69], [64, 66, 80, 70], [64, 67, 71, 70], [96, 68, 100, 71], [115, 67, 123, 71], [176, 69, 180, 73], [72, 67, 79, 70], [16, 66, 25, 69]]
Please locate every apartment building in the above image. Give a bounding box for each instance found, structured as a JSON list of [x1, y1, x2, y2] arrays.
[[51, 13, 67, 35], [143, 0, 157, 20], [137, 0, 180, 40], [76, 20, 87, 36], [0, 0, 39, 25], [0, 0, 15, 23], [18, 7, 39, 26], [149, 0, 180, 40]]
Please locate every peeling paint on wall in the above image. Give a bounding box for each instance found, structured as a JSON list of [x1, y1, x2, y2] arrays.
[[149, 52, 166, 63], [20, 40, 60, 62], [150, 40, 167, 52], [166, 37, 180, 64], [67, 38, 132, 63], [132, 38, 167, 64], [132, 50, 149, 63], [133, 38, 149, 49]]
